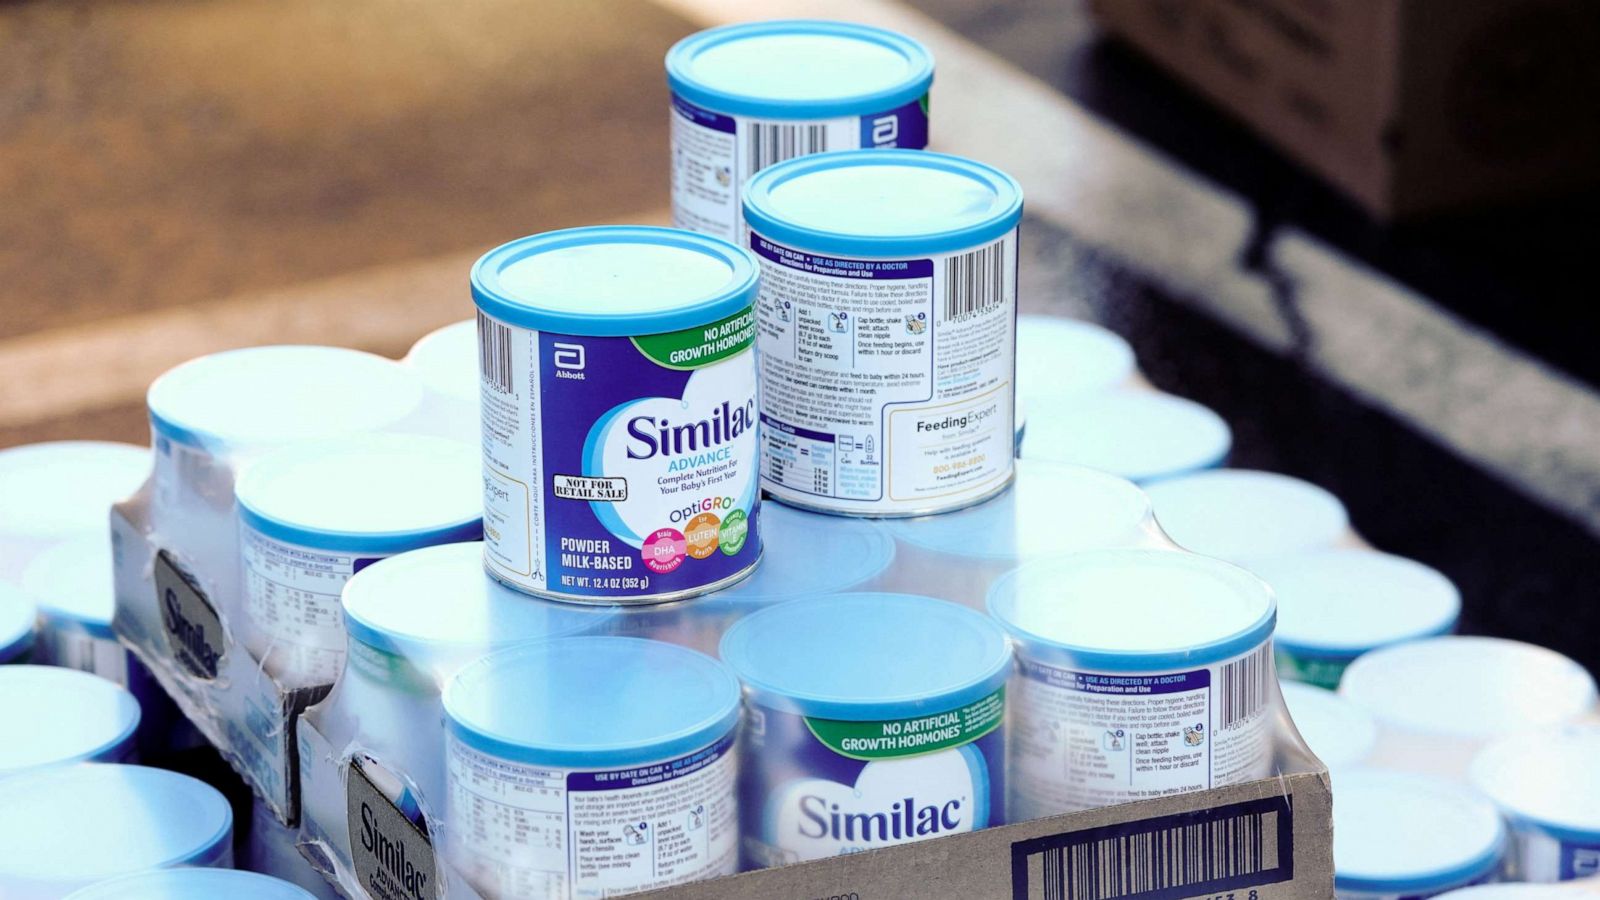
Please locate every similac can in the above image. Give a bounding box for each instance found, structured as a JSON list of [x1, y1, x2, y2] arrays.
[[234, 434, 482, 687], [1144, 468, 1360, 566], [0, 666, 141, 776], [743, 150, 1024, 516], [1279, 681, 1378, 770], [403, 319, 480, 443], [1339, 636, 1599, 781], [718, 593, 1011, 869], [0, 441, 148, 583], [1253, 549, 1460, 689], [1018, 389, 1233, 483], [0, 764, 234, 898], [988, 549, 1277, 818], [1014, 314, 1140, 447], [1332, 770, 1506, 899], [471, 226, 762, 603], [666, 20, 934, 242], [0, 583, 36, 664], [1470, 726, 1600, 883], [442, 636, 742, 899]]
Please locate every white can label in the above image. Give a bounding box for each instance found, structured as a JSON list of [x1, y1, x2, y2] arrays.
[[241, 526, 381, 686], [445, 733, 737, 899], [669, 93, 930, 243], [36, 628, 131, 686], [1010, 644, 1273, 819], [752, 232, 1017, 513]]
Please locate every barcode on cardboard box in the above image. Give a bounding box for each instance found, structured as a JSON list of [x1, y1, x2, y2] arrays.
[[1010, 796, 1294, 900]]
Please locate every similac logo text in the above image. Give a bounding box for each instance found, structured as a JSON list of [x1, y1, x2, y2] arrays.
[[798, 795, 961, 842], [626, 398, 756, 461]]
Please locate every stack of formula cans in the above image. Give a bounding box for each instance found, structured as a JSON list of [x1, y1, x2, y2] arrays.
[[3, 16, 1597, 900]]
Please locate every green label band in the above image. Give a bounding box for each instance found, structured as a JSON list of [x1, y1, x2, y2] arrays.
[[805, 688, 1005, 761], [632, 307, 757, 370], [1275, 648, 1350, 690]]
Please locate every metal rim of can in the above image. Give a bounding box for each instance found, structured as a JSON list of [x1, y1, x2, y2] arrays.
[[469, 225, 760, 338], [742, 148, 1023, 258], [987, 548, 1278, 674], [442, 635, 742, 770], [665, 19, 934, 121]]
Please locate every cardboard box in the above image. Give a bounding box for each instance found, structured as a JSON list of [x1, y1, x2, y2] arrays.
[[1089, 0, 1600, 218], [297, 681, 1332, 899], [112, 490, 328, 825]]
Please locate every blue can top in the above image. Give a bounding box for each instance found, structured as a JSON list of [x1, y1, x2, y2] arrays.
[[0, 764, 234, 884], [63, 869, 318, 900], [405, 319, 477, 402], [0, 583, 35, 663], [148, 346, 425, 452], [988, 550, 1276, 673], [236, 434, 483, 554], [719, 593, 1011, 721], [1145, 469, 1351, 566], [1019, 389, 1232, 483], [0, 441, 149, 540], [1469, 725, 1600, 843], [743, 149, 1023, 258], [445, 636, 742, 769], [341, 542, 614, 660], [22, 535, 117, 641], [0, 666, 141, 775], [666, 20, 933, 120], [471, 226, 760, 337], [1332, 770, 1505, 896], [719, 502, 894, 601]]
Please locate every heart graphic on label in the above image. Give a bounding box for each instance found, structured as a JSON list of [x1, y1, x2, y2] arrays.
[[762, 746, 989, 862], [584, 361, 757, 549]]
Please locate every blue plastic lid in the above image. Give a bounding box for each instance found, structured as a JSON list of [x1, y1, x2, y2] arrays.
[[0, 441, 148, 539], [666, 20, 933, 120], [236, 434, 482, 554], [445, 636, 741, 769], [886, 459, 1153, 560], [406, 319, 477, 401], [0, 583, 35, 663], [341, 542, 613, 658], [0, 667, 141, 774], [1339, 637, 1599, 738], [719, 502, 893, 600], [1470, 725, 1600, 841], [743, 149, 1023, 258], [0, 764, 233, 881], [147, 346, 425, 451], [1332, 770, 1505, 896], [1015, 315, 1137, 405], [471, 226, 759, 337], [1279, 681, 1377, 770], [720, 593, 1011, 720], [1252, 549, 1459, 659], [20, 534, 116, 639], [1145, 469, 1351, 565], [988, 550, 1275, 672], [1020, 389, 1232, 483], [63, 869, 319, 900]]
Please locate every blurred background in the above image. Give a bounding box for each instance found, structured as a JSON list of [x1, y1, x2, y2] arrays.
[[3, 0, 1598, 676]]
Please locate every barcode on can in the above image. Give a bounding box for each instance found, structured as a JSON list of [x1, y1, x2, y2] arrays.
[[1218, 645, 1271, 731], [747, 122, 828, 174], [1010, 796, 1293, 900], [478, 311, 513, 394], [943, 240, 1007, 321]]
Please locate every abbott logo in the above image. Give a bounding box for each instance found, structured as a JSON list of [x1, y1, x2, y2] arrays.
[[554, 343, 585, 370], [871, 114, 899, 147]]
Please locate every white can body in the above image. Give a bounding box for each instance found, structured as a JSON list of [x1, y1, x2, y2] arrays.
[[751, 230, 1019, 516]]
